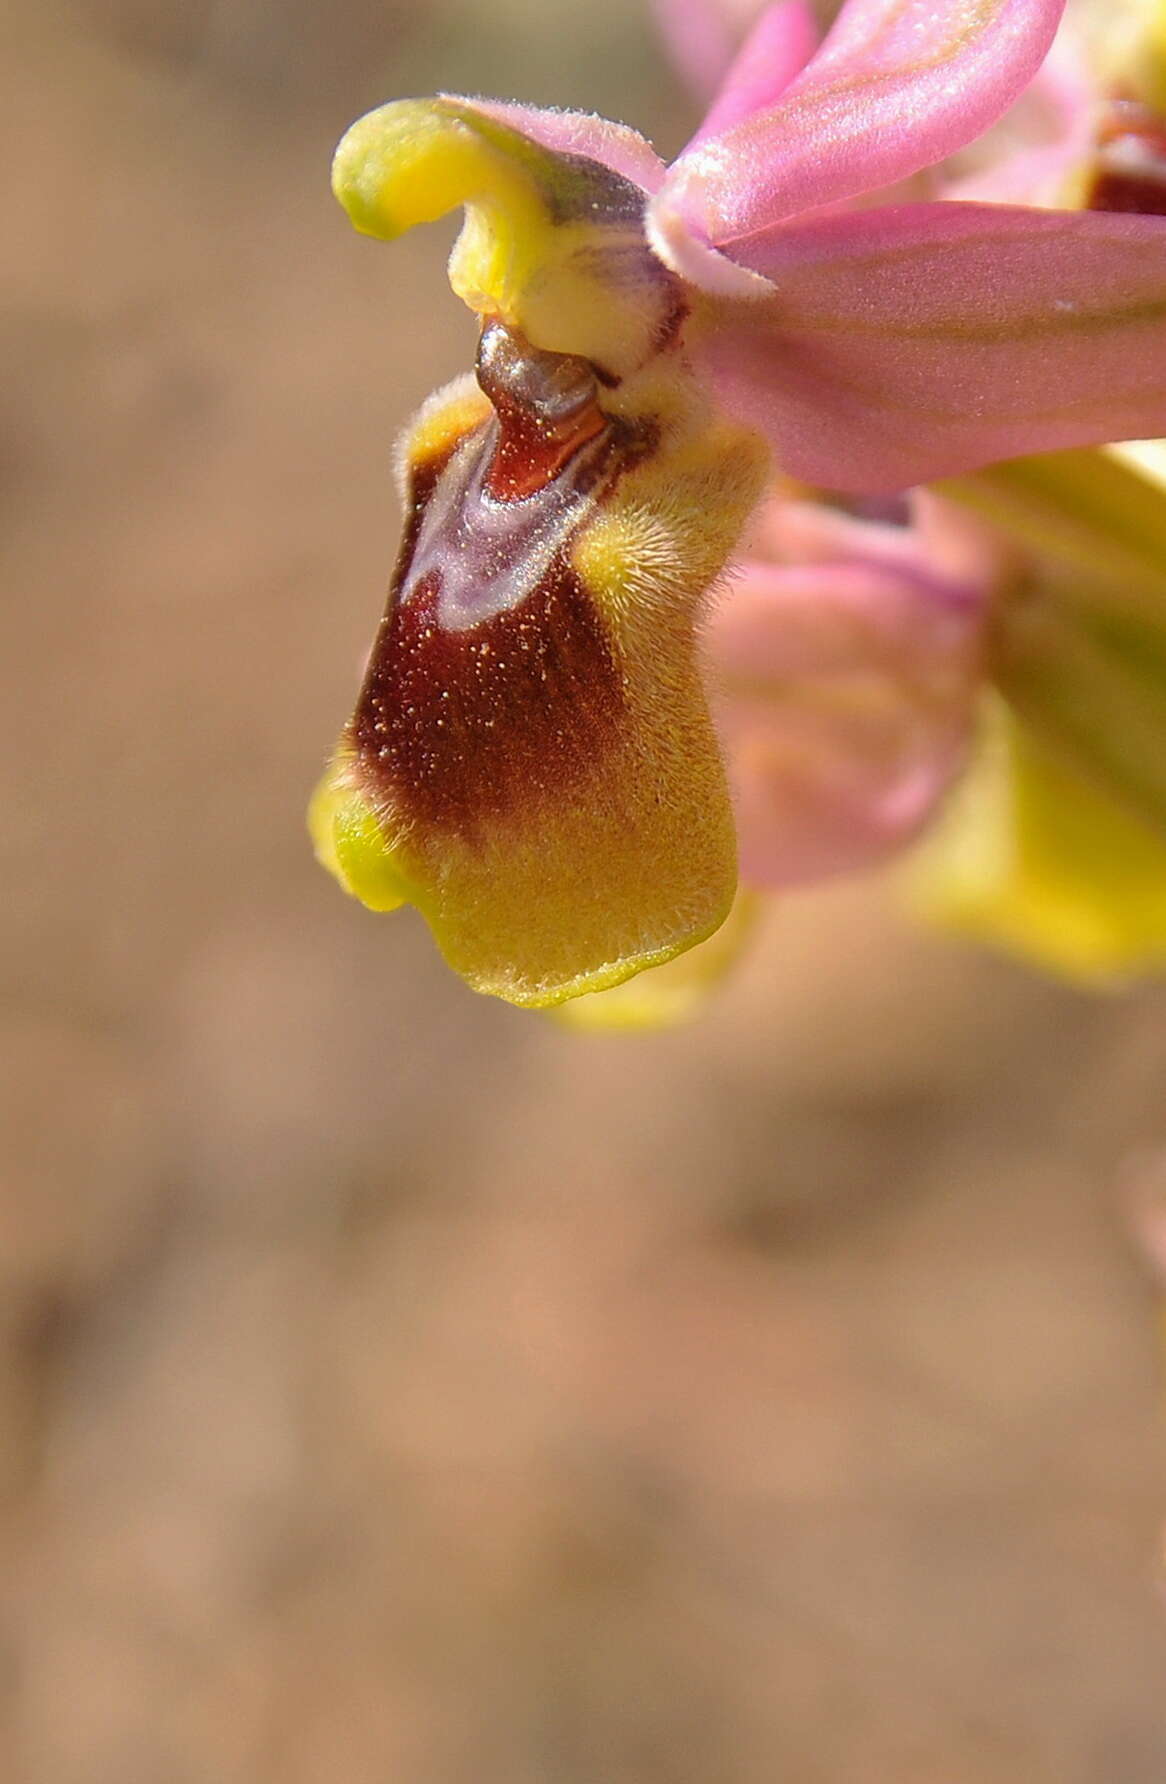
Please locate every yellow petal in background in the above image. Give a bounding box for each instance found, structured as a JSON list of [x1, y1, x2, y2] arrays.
[[939, 449, 1166, 616], [905, 698, 1166, 984], [1077, 0, 1166, 116], [941, 446, 1166, 834]]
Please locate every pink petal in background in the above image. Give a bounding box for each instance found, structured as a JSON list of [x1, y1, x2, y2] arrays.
[[649, 0, 766, 102], [688, 1, 819, 145], [708, 543, 986, 886], [942, 37, 1095, 205]]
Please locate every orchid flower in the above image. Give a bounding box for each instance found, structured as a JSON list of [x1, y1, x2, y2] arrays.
[[311, 0, 1166, 1009], [649, 0, 1166, 997]]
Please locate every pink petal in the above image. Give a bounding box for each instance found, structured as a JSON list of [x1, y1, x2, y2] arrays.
[[695, 202, 1166, 492], [689, 2, 820, 145], [708, 554, 984, 885], [455, 98, 667, 194], [746, 491, 1003, 591], [654, 0, 1066, 255], [650, 0, 757, 103]]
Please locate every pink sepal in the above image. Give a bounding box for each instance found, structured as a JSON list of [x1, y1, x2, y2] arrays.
[[696, 202, 1166, 492], [649, 0, 754, 102], [689, 2, 819, 145]]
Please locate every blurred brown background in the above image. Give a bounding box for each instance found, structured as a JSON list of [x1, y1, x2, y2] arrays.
[[4, 0, 1166, 1777]]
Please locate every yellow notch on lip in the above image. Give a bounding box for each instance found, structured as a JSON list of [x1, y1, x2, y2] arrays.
[[332, 99, 550, 326]]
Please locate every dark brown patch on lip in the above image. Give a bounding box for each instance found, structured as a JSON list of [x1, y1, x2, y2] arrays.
[[349, 420, 632, 842], [1086, 99, 1166, 216], [351, 550, 625, 842]]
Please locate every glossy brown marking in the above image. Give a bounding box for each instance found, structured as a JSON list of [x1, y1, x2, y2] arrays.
[[1086, 98, 1166, 216], [476, 322, 606, 500]]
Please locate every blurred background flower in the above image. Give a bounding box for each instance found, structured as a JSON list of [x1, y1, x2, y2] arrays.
[[5, 2, 1166, 1780]]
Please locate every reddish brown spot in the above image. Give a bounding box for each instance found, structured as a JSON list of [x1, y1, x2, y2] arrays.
[[476, 322, 607, 500], [1086, 98, 1166, 216]]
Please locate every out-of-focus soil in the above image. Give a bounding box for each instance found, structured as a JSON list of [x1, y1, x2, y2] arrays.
[[2, 2, 1166, 1778]]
